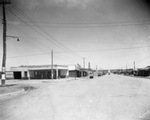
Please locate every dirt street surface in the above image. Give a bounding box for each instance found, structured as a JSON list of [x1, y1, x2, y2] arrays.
[[1, 74, 150, 120]]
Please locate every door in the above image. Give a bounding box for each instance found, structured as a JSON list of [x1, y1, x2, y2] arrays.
[[14, 72, 22, 79]]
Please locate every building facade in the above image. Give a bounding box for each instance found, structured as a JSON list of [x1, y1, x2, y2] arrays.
[[10, 65, 69, 79], [68, 65, 81, 77]]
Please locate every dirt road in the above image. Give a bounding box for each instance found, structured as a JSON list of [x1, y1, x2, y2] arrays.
[[1, 75, 150, 120]]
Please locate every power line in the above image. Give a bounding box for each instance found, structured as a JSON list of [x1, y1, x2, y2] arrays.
[[10, 4, 83, 59], [136, 56, 150, 63], [10, 23, 150, 28], [6, 10, 49, 55], [5, 18, 53, 53], [7, 9, 59, 46], [7, 8, 80, 61], [55, 45, 150, 53], [6, 22, 81, 62], [124, 55, 150, 69], [54, 54, 75, 64], [7, 19, 150, 25], [6, 23, 51, 53], [7, 52, 50, 58], [7, 45, 150, 58], [7, 51, 81, 65], [10, 4, 83, 60], [7, 19, 150, 28]]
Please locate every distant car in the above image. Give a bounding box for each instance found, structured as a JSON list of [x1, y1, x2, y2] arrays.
[[89, 75, 94, 79], [89, 74, 94, 79], [108, 73, 110, 75], [98, 74, 101, 77]]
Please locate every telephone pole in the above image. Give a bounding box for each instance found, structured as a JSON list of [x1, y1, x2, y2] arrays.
[[88, 62, 91, 69], [133, 61, 135, 70], [82, 58, 85, 77], [75, 65, 76, 80], [51, 50, 53, 80], [126, 65, 127, 74], [0, 0, 10, 86], [83, 58, 85, 69]]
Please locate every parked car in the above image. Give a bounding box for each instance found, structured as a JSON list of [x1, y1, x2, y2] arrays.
[[89, 73, 94, 79], [98, 74, 101, 77]]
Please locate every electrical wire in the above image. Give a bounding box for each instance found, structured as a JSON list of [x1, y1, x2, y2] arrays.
[[10, 4, 83, 59], [7, 24, 50, 52], [120, 54, 150, 69], [6, 45, 150, 58], [7, 6, 82, 63], [55, 45, 150, 53], [7, 19, 150, 26], [14, 23, 149, 28], [7, 52, 50, 58], [7, 8, 68, 50], [4, 3, 150, 68]]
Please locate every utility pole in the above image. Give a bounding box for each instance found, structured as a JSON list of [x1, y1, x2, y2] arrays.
[[51, 50, 53, 80], [96, 65, 98, 70], [88, 62, 90, 69], [83, 58, 85, 69], [82, 58, 85, 77], [96, 65, 98, 73], [0, 0, 10, 86], [133, 61, 135, 70], [75, 65, 76, 80]]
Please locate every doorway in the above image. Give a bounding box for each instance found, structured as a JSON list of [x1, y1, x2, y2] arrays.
[[14, 72, 22, 79]]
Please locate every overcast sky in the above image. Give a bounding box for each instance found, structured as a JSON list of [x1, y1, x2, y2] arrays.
[[0, 0, 150, 70]]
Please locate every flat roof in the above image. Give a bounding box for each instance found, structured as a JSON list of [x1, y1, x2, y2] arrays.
[[10, 64, 68, 71]]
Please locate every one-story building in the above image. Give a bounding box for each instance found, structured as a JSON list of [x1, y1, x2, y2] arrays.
[[10, 64, 69, 79], [68, 65, 81, 77], [134, 66, 150, 77], [68, 65, 93, 77]]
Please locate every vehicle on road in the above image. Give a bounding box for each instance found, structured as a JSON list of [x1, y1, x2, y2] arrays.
[[89, 73, 94, 79]]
